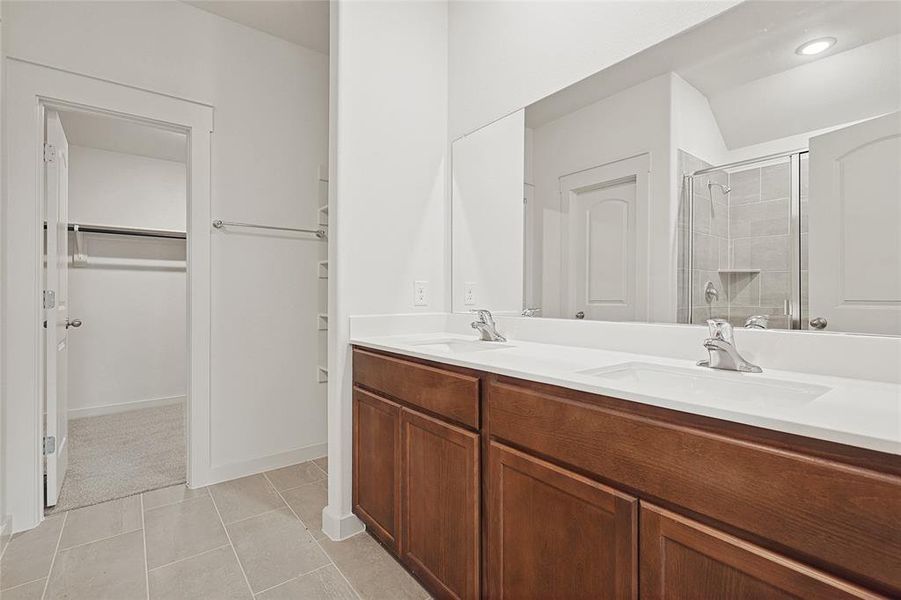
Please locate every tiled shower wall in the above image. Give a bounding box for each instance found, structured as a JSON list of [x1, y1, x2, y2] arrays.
[[677, 150, 797, 329]]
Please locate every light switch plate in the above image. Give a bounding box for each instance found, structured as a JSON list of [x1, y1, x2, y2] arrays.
[[464, 282, 477, 306], [413, 280, 429, 306]]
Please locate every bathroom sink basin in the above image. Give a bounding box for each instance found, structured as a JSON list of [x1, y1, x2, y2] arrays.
[[577, 362, 830, 404], [407, 339, 512, 354]]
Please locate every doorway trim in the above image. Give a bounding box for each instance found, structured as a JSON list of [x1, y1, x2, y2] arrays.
[[3, 58, 214, 532]]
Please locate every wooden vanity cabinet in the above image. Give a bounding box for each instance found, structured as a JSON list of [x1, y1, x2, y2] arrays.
[[486, 441, 637, 600], [640, 504, 881, 599], [353, 348, 481, 600], [401, 408, 480, 600], [352, 387, 401, 551], [352, 347, 900, 599]]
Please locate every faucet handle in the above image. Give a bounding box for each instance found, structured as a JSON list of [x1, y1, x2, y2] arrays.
[[706, 318, 734, 343], [471, 309, 494, 325]]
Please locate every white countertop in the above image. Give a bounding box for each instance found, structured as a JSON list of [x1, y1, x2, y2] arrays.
[[351, 332, 901, 455]]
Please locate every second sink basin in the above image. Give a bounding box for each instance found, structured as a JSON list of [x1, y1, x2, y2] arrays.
[[407, 339, 512, 354], [577, 362, 830, 405]]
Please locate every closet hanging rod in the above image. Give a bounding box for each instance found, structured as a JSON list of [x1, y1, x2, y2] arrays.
[[212, 219, 326, 239], [48, 222, 187, 239]]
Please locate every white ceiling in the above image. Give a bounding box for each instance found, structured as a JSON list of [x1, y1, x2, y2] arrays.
[[182, 0, 329, 54], [526, 0, 901, 147], [58, 111, 187, 163]]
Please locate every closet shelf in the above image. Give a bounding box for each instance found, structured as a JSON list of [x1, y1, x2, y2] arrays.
[[717, 269, 761, 275]]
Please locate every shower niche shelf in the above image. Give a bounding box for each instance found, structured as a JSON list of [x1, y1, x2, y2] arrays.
[[717, 269, 761, 275]]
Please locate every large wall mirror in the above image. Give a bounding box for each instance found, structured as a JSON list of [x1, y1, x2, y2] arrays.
[[451, 0, 901, 335]]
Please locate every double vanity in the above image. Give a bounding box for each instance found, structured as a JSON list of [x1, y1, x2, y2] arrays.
[[350, 320, 900, 599]]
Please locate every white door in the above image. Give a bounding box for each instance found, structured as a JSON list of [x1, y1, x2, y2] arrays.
[[808, 112, 901, 335], [45, 110, 71, 507], [562, 163, 646, 321]]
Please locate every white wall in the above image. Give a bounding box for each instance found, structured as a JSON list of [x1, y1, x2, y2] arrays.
[[452, 111, 525, 313], [66, 146, 186, 418], [448, 1, 740, 139], [3, 0, 328, 527], [531, 74, 673, 320], [69, 146, 186, 231], [326, 0, 448, 540]]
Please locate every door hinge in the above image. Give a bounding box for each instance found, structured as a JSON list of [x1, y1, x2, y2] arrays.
[[43, 289, 56, 309], [43, 436, 56, 455], [43, 143, 57, 163]]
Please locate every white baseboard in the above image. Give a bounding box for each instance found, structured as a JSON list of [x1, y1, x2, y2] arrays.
[[195, 442, 328, 489], [68, 395, 185, 420], [322, 506, 365, 541]]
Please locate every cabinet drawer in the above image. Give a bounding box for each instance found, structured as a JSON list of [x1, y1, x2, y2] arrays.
[[486, 379, 901, 594], [354, 348, 480, 429]]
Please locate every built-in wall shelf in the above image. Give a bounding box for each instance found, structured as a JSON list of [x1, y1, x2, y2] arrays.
[[317, 366, 328, 383], [318, 260, 329, 279], [718, 269, 761, 275], [317, 313, 328, 331]]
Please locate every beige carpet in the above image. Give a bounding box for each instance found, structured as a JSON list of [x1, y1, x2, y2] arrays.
[[47, 402, 186, 514]]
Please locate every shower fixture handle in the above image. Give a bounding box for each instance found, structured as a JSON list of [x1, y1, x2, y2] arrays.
[[66, 318, 82, 329]]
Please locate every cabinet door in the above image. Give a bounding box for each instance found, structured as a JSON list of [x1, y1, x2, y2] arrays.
[[400, 408, 480, 600], [487, 441, 637, 600], [640, 503, 880, 599], [353, 387, 401, 551]]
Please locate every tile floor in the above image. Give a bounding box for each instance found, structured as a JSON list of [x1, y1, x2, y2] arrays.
[[0, 457, 429, 600]]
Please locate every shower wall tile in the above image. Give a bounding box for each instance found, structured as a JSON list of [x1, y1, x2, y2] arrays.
[[692, 232, 722, 271], [760, 271, 791, 307], [761, 162, 791, 201], [726, 273, 760, 307], [729, 198, 790, 238], [731, 235, 791, 271], [727, 168, 760, 205]]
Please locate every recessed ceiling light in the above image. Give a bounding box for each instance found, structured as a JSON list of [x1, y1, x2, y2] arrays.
[[796, 37, 837, 56]]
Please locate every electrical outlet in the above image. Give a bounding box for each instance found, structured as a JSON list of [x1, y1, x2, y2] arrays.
[[464, 282, 477, 306], [413, 280, 429, 306]]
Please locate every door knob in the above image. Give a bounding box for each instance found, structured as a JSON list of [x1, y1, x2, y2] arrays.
[[66, 318, 82, 329], [809, 317, 827, 330], [575, 311, 585, 320]]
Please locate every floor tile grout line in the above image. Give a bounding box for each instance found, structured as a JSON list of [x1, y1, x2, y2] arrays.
[[1, 576, 47, 593], [140, 494, 150, 600], [216, 503, 289, 528], [208, 486, 256, 598], [142, 487, 210, 513], [263, 472, 364, 600], [145, 543, 232, 573], [276, 476, 327, 495], [143, 492, 211, 516], [251, 562, 333, 598], [54, 526, 143, 554], [40, 511, 68, 600]]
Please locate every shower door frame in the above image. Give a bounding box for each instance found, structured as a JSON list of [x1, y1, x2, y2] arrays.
[[687, 148, 806, 330]]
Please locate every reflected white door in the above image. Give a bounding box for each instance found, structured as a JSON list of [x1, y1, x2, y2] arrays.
[[45, 110, 70, 507], [809, 112, 901, 335], [563, 172, 641, 321]]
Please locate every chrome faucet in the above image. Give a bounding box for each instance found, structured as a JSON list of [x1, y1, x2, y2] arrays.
[[744, 315, 769, 329], [697, 319, 762, 373], [521, 307, 541, 317], [471, 309, 507, 342]]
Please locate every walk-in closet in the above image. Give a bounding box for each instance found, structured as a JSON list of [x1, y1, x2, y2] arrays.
[[44, 109, 188, 513]]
